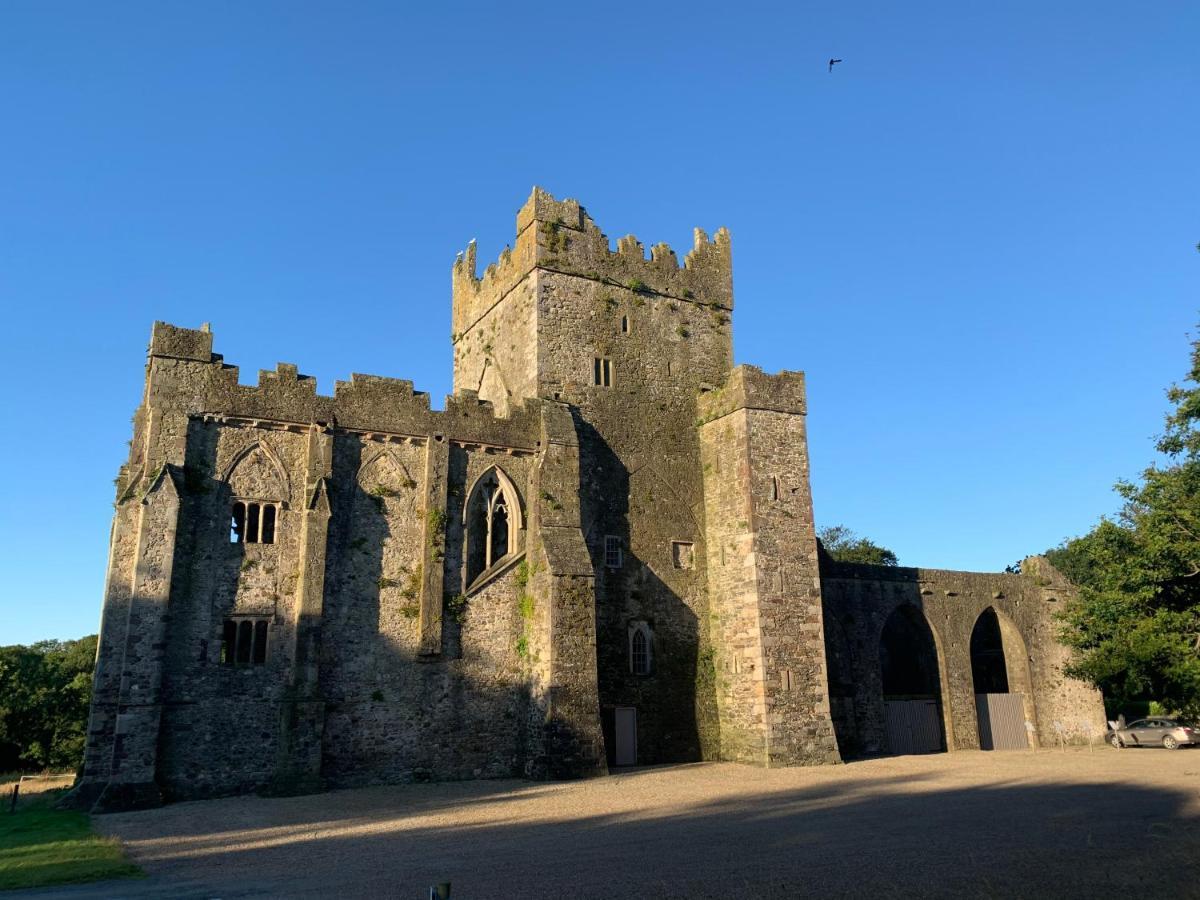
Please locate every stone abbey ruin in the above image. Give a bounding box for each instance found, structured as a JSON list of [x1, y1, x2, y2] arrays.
[[74, 189, 1105, 811]]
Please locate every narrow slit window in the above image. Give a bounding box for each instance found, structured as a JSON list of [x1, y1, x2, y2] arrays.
[[260, 505, 276, 544], [222, 619, 237, 663], [236, 621, 253, 666], [246, 504, 261, 544], [771, 476, 780, 501], [231, 502, 246, 543], [621, 315, 630, 334], [252, 620, 269, 664]]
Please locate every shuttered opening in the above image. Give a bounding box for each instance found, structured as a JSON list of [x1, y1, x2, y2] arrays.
[[975, 693, 1029, 750]]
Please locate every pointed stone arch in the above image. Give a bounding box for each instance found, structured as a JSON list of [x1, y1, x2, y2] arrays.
[[462, 465, 525, 590], [356, 448, 418, 494], [970, 605, 1038, 749], [476, 359, 512, 418], [877, 603, 952, 755], [222, 440, 290, 502]]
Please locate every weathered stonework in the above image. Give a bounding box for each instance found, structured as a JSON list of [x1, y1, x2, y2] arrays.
[[72, 188, 1104, 811]]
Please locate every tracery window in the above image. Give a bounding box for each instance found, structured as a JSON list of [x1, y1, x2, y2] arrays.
[[464, 467, 523, 587]]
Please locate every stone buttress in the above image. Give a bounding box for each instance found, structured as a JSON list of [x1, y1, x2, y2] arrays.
[[698, 367, 841, 765]]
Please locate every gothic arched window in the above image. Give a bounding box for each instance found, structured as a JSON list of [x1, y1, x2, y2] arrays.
[[464, 467, 524, 588], [629, 621, 653, 675], [224, 442, 288, 546]]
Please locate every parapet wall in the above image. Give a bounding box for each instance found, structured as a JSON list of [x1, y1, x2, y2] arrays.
[[451, 187, 732, 341], [697, 365, 806, 422], [147, 322, 541, 447]]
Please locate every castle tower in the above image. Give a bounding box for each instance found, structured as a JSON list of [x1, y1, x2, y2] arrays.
[[451, 187, 733, 410], [452, 189, 838, 766]]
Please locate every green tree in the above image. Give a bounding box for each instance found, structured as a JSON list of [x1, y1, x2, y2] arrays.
[[818, 525, 899, 566], [1051, 328, 1200, 718], [0, 635, 97, 772]]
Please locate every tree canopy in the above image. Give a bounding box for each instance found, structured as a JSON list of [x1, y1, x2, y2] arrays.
[[1050, 328, 1200, 718], [0, 636, 97, 772], [818, 525, 899, 567]]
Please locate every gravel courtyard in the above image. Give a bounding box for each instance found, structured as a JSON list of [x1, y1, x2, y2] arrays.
[[24, 747, 1200, 899]]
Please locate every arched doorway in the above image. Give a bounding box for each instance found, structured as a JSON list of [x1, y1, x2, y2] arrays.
[[970, 607, 1035, 750], [879, 605, 946, 755]]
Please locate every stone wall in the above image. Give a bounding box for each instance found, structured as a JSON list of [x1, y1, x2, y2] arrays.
[[73, 188, 1109, 811], [820, 556, 1107, 756], [698, 367, 840, 766], [73, 319, 602, 809]]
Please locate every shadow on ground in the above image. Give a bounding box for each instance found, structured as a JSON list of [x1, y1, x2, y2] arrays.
[[18, 754, 1200, 899]]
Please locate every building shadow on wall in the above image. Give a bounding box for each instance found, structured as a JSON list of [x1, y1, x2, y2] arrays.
[[319, 439, 549, 786], [146, 423, 607, 802], [572, 415, 716, 768]]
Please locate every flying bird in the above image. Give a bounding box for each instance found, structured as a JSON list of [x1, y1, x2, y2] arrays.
[[829, 58, 842, 73]]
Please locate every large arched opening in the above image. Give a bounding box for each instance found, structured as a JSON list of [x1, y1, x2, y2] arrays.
[[970, 607, 1037, 750], [879, 605, 946, 755]]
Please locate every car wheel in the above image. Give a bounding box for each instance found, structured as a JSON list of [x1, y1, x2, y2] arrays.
[[1110, 734, 1123, 749], [1163, 735, 1179, 750]]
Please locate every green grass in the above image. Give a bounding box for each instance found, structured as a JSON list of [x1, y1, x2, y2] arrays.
[[0, 792, 142, 891]]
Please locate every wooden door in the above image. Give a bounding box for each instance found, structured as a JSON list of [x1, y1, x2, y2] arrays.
[[614, 707, 637, 766]]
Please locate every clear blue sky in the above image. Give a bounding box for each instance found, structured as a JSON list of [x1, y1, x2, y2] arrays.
[[2, 2, 1196, 644]]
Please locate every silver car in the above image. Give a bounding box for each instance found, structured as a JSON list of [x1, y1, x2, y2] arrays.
[[1109, 718, 1197, 750]]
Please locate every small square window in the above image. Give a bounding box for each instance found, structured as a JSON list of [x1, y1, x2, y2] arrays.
[[671, 541, 695, 570], [604, 535, 623, 569]]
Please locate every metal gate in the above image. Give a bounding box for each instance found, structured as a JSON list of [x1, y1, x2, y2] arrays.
[[975, 693, 1029, 750], [884, 699, 944, 755]]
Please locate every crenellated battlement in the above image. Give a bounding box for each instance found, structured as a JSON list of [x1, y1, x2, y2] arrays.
[[696, 365, 807, 426], [451, 187, 733, 341], [145, 322, 541, 447]]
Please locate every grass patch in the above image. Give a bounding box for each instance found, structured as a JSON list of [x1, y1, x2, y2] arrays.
[[0, 793, 142, 891]]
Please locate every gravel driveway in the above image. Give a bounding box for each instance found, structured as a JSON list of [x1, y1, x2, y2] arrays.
[[19, 747, 1200, 899]]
